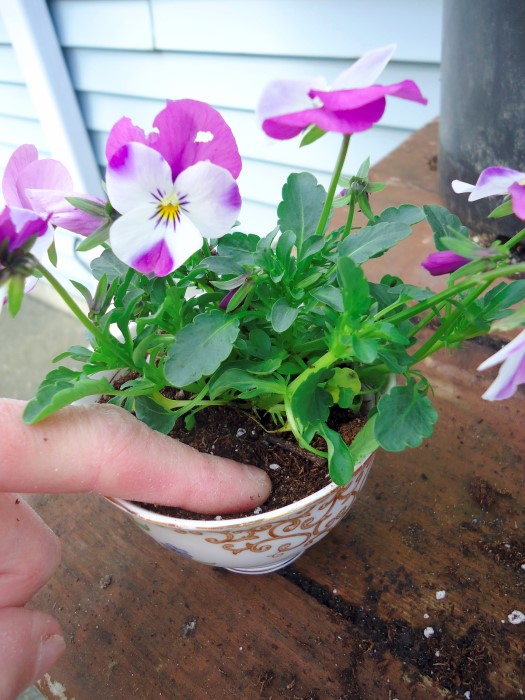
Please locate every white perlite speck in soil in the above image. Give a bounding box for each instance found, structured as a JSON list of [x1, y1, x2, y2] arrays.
[[508, 610, 525, 625], [269, 463, 281, 470], [436, 590, 446, 600], [423, 627, 435, 638], [236, 428, 246, 438]]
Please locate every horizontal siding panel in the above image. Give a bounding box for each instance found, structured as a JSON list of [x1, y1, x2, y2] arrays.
[[0, 83, 38, 120], [49, 0, 154, 50], [0, 115, 48, 151], [152, 0, 443, 63], [0, 46, 24, 83], [66, 49, 439, 129]]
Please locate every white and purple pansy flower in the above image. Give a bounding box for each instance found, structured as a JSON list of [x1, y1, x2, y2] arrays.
[[478, 329, 525, 400], [0, 205, 52, 312], [2, 144, 104, 236], [105, 100, 242, 276], [257, 45, 427, 140], [452, 167, 525, 221]]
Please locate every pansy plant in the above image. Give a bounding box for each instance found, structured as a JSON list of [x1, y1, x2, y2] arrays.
[[3, 46, 525, 486]]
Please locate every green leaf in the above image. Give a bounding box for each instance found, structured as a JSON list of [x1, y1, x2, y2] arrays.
[[7, 275, 25, 317], [289, 369, 333, 431], [374, 204, 425, 226], [276, 230, 296, 268], [165, 310, 239, 386], [199, 256, 245, 275], [480, 280, 525, 321], [374, 383, 438, 451], [300, 125, 326, 147], [311, 285, 344, 312], [489, 199, 514, 218], [270, 298, 299, 333], [325, 368, 361, 408], [70, 280, 93, 307], [91, 249, 130, 283], [23, 371, 116, 424], [134, 396, 176, 434], [277, 172, 326, 255], [47, 238, 58, 266], [356, 157, 371, 178], [337, 257, 371, 320], [339, 221, 412, 264], [438, 236, 482, 258], [351, 335, 379, 363], [209, 368, 283, 400], [65, 196, 106, 218], [298, 235, 325, 262], [318, 423, 354, 486], [423, 205, 470, 251], [216, 232, 260, 263], [348, 415, 379, 466], [76, 221, 111, 252]]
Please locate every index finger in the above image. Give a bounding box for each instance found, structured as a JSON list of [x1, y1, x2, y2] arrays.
[[0, 399, 271, 514]]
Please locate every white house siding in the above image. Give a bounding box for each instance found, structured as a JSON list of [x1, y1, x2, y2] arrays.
[[1, 0, 442, 273], [0, 14, 49, 174]]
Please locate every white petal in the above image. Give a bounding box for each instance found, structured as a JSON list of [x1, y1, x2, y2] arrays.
[[332, 44, 396, 90], [481, 351, 524, 401], [106, 142, 174, 215], [175, 161, 241, 239], [256, 77, 328, 123], [478, 329, 525, 370], [451, 179, 475, 194]]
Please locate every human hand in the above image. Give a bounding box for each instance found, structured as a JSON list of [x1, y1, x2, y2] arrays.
[[0, 398, 271, 699]]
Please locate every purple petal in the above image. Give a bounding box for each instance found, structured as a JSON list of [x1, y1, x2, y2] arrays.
[[219, 287, 239, 310], [262, 99, 387, 138], [467, 166, 525, 201], [0, 205, 51, 250], [15, 158, 73, 211], [509, 182, 525, 220], [132, 238, 174, 277], [310, 80, 428, 111], [2, 144, 38, 206], [421, 251, 470, 276], [25, 189, 104, 235], [105, 117, 151, 164], [152, 100, 242, 180]]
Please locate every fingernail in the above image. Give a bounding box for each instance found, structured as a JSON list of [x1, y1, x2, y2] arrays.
[[242, 464, 272, 496], [35, 634, 66, 681]]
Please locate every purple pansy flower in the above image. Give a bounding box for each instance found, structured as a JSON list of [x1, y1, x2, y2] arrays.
[[452, 167, 525, 220], [257, 45, 427, 140], [478, 329, 525, 400], [105, 100, 242, 276], [2, 144, 104, 235], [0, 205, 52, 312], [421, 251, 471, 276]]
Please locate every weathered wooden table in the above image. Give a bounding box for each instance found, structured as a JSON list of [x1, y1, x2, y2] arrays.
[[21, 123, 525, 698]]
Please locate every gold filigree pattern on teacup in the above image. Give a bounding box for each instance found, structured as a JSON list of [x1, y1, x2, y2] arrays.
[[202, 453, 374, 558]]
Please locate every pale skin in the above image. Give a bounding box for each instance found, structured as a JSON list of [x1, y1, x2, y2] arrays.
[[0, 399, 271, 699]]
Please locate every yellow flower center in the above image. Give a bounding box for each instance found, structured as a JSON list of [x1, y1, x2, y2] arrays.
[[157, 193, 180, 224]]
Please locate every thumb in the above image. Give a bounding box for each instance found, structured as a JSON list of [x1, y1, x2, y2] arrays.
[[0, 608, 65, 700], [0, 400, 272, 514]]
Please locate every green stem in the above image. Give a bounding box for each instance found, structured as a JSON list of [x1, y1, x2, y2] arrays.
[[341, 193, 356, 239], [411, 281, 491, 363], [283, 393, 328, 458], [34, 261, 131, 367], [501, 226, 525, 252], [383, 261, 525, 326], [315, 135, 350, 236], [151, 392, 227, 410]]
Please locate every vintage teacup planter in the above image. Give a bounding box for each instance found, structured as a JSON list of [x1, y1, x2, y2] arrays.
[[107, 451, 375, 574]]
